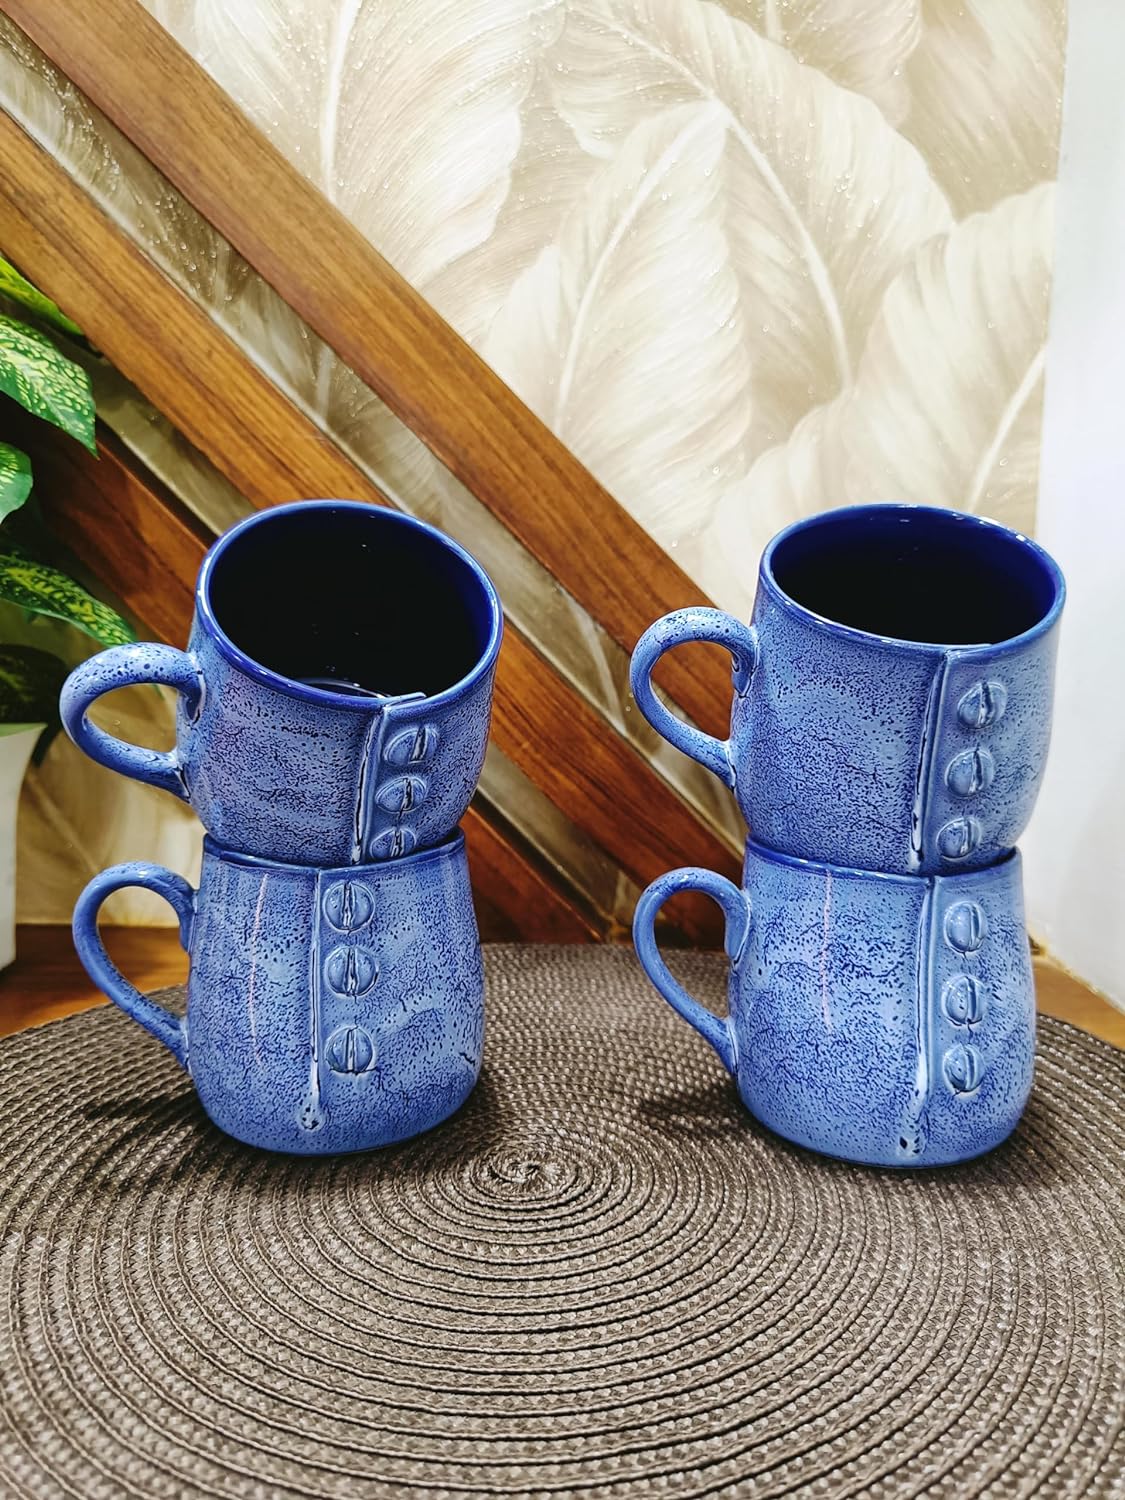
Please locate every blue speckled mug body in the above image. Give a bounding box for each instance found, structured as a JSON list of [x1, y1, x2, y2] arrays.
[[631, 506, 1064, 875], [61, 501, 503, 865], [72, 833, 483, 1154], [634, 843, 1034, 1168]]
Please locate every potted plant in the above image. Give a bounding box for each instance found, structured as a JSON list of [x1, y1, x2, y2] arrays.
[[0, 255, 134, 969]]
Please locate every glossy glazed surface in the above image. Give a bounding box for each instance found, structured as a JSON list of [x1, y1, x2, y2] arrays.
[[631, 505, 1064, 875], [634, 843, 1035, 1167], [72, 833, 483, 1154], [60, 501, 502, 865]]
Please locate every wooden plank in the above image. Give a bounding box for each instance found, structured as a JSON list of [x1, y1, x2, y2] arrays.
[[0, 141, 391, 514], [28, 421, 727, 943], [0, 0, 733, 741], [0, 110, 738, 941], [16, 423, 602, 945], [462, 813, 604, 946]]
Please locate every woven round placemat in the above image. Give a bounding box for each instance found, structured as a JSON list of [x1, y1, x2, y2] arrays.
[[0, 945, 1122, 1498]]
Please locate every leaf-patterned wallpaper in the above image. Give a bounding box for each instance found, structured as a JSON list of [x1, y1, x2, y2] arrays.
[[149, 0, 1065, 620], [4, 1, 1066, 925]]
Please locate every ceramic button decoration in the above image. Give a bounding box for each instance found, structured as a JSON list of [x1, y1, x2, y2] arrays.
[[61, 501, 503, 865], [72, 832, 483, 1154], [633, 841, 1034, 1168], [631, 505, 1065, 875]]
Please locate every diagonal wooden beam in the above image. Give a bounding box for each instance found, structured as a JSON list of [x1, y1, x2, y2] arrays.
[[0, 0, 732, 741], [0, 111, 739, 941], [14, 413, 604, 945]]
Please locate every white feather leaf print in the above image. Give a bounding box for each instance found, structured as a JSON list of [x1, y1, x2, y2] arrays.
[[903, 0, 1065, 217], [715, 183, 1055, 612], [550, 0, 951, 456], [484, 102, 752, 546], [142, 0, 197, 43], [183, 0, 562, 289], [426, 88, 599, 347], [723, 0, 922, 124]]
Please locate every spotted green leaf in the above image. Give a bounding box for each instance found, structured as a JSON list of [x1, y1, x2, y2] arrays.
[[0, 313, 96, 453], [0, 644, 66, 725], [0, 553, 134, 647], [0, 442, 32, 521], [0, 257, 81, 338]]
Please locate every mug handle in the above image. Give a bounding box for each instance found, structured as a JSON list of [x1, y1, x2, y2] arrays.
[[629, 608, 758, 787], [60, 644, 203, 799], [72, 862, 195, 1071], [633, 867, 752, 1074]]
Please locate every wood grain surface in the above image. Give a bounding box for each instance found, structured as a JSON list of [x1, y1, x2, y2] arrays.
[[0, 0, 734, 743], [0, 112, 740, 941], [22, 423, 609, 942]]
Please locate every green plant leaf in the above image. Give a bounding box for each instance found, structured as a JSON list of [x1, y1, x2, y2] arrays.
[[0, 442, 32, 520], [0, 257, 82, 338], [0, 644, 66, 726], [0, 553, 134, 647], [0, 313, 96, 453]]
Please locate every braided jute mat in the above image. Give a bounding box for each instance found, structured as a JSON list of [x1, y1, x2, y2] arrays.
[[0, 946, 1122, 1499]]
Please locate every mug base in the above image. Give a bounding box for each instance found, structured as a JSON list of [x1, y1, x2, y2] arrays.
[[197, 1069, 481, 1156], [739, 1090, 1025, 1170]]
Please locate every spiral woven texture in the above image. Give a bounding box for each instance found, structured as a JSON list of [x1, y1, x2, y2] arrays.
[[0, 945, 1122, 1498]]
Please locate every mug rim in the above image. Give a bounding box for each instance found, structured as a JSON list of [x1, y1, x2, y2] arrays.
[[195, 500, 503, 711], [744, 836, 1020, 884], [758, 503, 1065, 655], [201, 827, 466, 874]]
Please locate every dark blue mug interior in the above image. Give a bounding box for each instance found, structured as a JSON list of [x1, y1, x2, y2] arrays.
[[205, 504, 497, 699], [767, 506, 1062, 647]]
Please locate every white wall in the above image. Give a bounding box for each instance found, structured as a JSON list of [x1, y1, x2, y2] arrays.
[[1024, 0, 1125, 1008]]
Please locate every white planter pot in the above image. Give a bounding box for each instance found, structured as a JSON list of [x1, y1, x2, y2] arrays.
[[0, 725, 45, 971]]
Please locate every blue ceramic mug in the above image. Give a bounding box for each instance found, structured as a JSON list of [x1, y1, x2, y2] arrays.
[[634, 841, 1034, 1168], [61, 501, 503, 865], [72, 832, 483, 1154], [631, 505, 1064, 875]]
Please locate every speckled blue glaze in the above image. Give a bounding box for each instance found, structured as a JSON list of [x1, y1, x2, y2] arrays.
[[60, 501, 502, 865], [634, 842, 1034, 1168], [631, 506, 1064, 875], [72, 833, 483, 1154]]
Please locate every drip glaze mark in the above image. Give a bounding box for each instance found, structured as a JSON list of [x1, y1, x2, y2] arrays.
[[910, 658, 950, 870], [301, 871, 326, 1132], [898, 878, 937, 1158], [352, 711, 383, 865]]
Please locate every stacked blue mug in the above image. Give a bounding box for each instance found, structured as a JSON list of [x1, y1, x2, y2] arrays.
[[631, 505, 1066, 1168], [62, 501, 503, 1154]]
